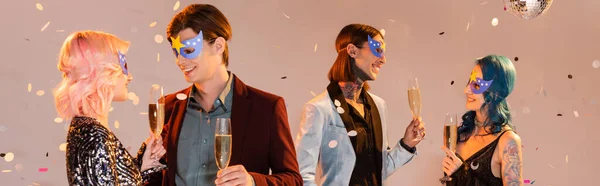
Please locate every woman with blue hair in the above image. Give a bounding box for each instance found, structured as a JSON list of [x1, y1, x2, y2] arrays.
[[441, 55, 523, 186]]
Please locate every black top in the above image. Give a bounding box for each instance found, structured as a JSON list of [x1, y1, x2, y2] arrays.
[[347, 93, 382, 186], [447, 130, 511, 186]]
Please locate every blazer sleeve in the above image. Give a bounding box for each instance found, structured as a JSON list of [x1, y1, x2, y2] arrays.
[[294, 102, 325, 186], [382, 101, 416, 179], [248, 97, 303, 186]]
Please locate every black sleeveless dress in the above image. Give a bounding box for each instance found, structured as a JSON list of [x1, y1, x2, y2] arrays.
[[446, 130, 512, 186]]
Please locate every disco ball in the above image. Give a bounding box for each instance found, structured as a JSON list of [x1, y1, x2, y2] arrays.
[[503, 0, 553, 20]]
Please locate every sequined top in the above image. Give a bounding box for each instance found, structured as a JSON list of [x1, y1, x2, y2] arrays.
[[446, 131, 510, 186], [66, 116, 165, 186]]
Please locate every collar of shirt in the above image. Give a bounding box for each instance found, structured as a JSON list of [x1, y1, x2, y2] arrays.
[[186, 71, 234, 112]]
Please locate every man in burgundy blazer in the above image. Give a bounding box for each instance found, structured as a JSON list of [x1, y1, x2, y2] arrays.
[[147, 4, 301, 186], [147, 73, 302, 186]]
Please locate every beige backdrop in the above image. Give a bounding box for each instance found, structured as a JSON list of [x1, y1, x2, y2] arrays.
[[1, 0, 599, 185]]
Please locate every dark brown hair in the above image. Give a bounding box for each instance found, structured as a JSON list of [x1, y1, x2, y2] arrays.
[[166, 4, 232, 66], [327, 24, 382, 90]]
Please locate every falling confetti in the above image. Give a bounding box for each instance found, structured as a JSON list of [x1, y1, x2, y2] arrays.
[[56, 29, 65, 32], [536, 147, 538, 150], [46, 152, 48, 157], [59, 143, 67, 151], [522, 107, 531, 114], [548, 164, 555, 168], [334, 100, 341, 107], [173, 1, 180, 11], [114, 120, 120, 129], [0, 153, 4, 157], [466, 22, 470, 31], [28, 83, 31, 92], [128, 92, 140, 105], [557, 113, 562, 116], [157, 53, 160, 62], [282, 13, 290, 19], [41, 21, 50, 32], [36, 90, 45, 96], [347, 130, 357, 137], [314, 44, 318, 52], [38, 168, 48, 172], [15, 164, 23, 172], [281, 76, 287, 79], [491, 18, 499, 26], [450, 81, 454, 85], [176, 93, 187, 100], [439, 32, 445, 35], [524, 180, 531, 184], [514, 57, 519, 61], [130, 27, 138, 33], [573, 111, 579, 117], [593, 60, 600, 68], [566, 154, 569, 164], [149, 21, 157, 28], [379, 29, 386, 36], [568, 74, 573, 79], [4, 152, 14, 162], [36, 3, 44, 10], [140, 112, 148, 115], [328, 140, 338, 148], [530, 180, 536, 184], [2, 170, 11, 173], [109, 107, 114, 112], [0, 125, 7, 132], [480, 2, 488, 5], [154, 34, 164, 43], [33, 183, 41, 186], [309, 91, 316, 97], [54, 117, 63, 123], [336, 107, 345, 114]]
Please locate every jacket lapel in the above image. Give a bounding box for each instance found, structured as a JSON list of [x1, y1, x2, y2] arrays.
[[326, 81, 356, 133], [230, 74, 251, 164], [364, 92, 383, 170], [166, 86, 191, 184]]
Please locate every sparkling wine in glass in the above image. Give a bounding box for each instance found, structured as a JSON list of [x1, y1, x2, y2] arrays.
[[407, 77, 423, 140], [149, 85, 165, 138], [215, 118, 232, 170], [440, 113, 458, 183]]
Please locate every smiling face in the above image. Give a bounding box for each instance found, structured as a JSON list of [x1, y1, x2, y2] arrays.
[[348, 34, 386, 80], [171, 28, 224, 84]]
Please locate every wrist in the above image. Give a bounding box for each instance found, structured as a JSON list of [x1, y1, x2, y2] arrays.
[[400, 138, 417, 153]]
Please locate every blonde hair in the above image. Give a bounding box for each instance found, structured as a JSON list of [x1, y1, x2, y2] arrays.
[[53, 30, 130, 120]]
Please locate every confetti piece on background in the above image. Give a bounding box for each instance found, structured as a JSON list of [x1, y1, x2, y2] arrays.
[[4, 152, 14, 162], [28, 83, 31, 92], [282, 13, 290, 19], [149, 21, 157, 28], [54, 117, 63, 123], [140, 112, 148, 115], [0, 125, 7, 132], [157, 53, 160, 62], [173, 1, 180, 10], [281, 76, 287, 79], [514, 57, 519, 61], [593, 60, 600, 68], [310, 91, 316, 97], [439, 32, 445, 35], [557, 113, 562, 116], [36, 3, 43, 11], [450, 81, 454, 85], [59, 143, 67, 152], [388, 19, 396, 22], [114, 120, 120, 129], [480, 2, 488, 5], [314, 44, 318, 52], [566, 154, 569, 163], [46, 152, 48, 157], [36, 90, 45, 96], [524, 180, 530, 184], [380, 29, 386, 36], [466, 22, 470, 31], [38, 168, 48, 172], [14, 164, 23, 172], [41, 21, 50, 32], [336, 107, 345, 114], [328, 140, 338, 148], [568, 74, 573, 79], [32, 183, 41, 186], [109, 107, 114, 112], [154, 34, 164, 43], [573, 111, 579, 117], [176, 93, 187, 100], [128, 92, 140, 105], [536, 147, 538, 150], [491, 18, 499, 26], [2, 170, 11, 173], [348, 130, 357, 137], [548, 164, 555, 168], [56, 29, 65, 32]]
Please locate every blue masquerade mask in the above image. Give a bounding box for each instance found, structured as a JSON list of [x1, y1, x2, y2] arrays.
[[468, 70, 493, 94], [117, 50, 128, 75], [367, 35, 385, 58], [170, 30, 204, 59]]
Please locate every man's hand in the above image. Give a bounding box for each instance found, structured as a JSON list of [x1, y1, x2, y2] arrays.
[[402, 117, 426, 148]]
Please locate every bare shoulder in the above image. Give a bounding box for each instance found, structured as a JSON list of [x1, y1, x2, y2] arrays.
[[499, 130, 521, 147]]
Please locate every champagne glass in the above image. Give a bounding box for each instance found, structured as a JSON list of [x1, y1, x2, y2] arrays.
[[407, 77, 423, 140], [440, 113, 458, 183], [215, 118, 232, 170], [149, 85, 165, 138]]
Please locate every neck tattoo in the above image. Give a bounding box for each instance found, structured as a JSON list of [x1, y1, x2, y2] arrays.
[[339, 78, 364, 103]]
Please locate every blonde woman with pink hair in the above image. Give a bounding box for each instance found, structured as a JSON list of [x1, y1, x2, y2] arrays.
[[53, 30, 166, 185]]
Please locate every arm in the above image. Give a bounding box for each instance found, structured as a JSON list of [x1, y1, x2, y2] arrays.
[[499, 131, 523, 186], [86, 135, 120, 185], [293, 102, 325, 186], [143, 97, 174, 186], [249, 98, 303, 186], [382, 102, 417, 179]]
